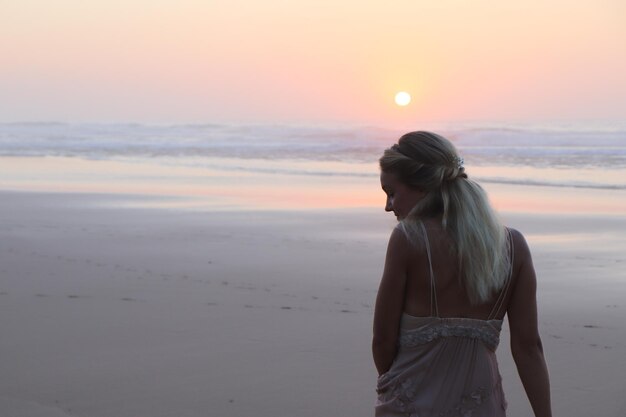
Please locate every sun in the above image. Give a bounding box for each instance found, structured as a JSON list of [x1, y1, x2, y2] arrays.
[[394, 91, 411, 106]]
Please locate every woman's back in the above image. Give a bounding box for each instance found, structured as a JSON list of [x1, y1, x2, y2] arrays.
[[376, 219, 513, 416], [402, 218, 516, 321]]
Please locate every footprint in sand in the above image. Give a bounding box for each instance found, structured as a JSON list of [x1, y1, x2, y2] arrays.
[[236, 284, 258, 291]]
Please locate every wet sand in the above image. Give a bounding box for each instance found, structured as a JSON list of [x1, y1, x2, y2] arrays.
[[1, 190, 625, 416]]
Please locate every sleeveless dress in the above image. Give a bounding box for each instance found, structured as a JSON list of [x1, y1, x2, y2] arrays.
[[375, 223, 513, 417]]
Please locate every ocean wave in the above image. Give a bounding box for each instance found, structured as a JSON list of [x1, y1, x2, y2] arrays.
[[1, 121, 625, 173], [146, 158, 625, 191], [474, 177, 625, 190]]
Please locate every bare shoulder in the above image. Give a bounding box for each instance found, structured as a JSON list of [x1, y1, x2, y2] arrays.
[[506, 227, 532, 268], [505, 227, 537, 313], [387, 223, 411, 257], [506, 227, 528, 250]]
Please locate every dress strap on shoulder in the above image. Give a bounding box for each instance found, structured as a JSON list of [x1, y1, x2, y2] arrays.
[[419, 221, 439, 317], [488, 228, 515, 320]]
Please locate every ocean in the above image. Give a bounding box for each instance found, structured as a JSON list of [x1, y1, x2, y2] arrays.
[[1, 122, 625, 212]]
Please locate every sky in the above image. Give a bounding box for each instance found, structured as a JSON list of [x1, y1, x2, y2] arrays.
[[1, 0, 625, 126]]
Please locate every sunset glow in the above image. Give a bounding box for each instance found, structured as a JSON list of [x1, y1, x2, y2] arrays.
[[1, 1, 624, 125]]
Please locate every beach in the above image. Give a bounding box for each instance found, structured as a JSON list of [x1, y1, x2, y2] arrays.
[[1, 123, 626, 416], [3, 0, 626, 413], [1, 186, 625, 417]]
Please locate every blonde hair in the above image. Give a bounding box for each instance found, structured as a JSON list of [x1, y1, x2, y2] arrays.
[[379, 131, 510, 304]]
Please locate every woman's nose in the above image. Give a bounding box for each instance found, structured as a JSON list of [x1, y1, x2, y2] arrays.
[[385, 199, 393, 212]]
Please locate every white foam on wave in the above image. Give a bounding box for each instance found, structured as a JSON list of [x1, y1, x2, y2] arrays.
[[1, 122, 625, 190]]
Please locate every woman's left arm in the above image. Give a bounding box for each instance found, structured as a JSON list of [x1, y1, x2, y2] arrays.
[[372, 227, 409, 375]]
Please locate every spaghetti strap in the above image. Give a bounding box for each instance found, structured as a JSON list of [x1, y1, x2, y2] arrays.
[[488, 228, 515, 320], [419, 221, 439, 317]]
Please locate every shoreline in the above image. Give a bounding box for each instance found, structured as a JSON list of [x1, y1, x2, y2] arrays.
[[1, 155, 626, 214]]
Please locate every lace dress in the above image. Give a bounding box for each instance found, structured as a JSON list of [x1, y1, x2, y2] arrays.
[[375, 224, 513, 417]]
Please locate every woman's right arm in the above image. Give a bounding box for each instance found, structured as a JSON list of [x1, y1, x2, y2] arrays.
[[372, 227, 409, 376], [507, 230, 552, 417]]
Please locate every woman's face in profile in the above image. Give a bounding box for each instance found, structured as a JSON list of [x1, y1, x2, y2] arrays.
[[380, 171, 425, 220]]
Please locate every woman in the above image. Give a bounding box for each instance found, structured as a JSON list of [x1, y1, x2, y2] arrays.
[[373, 132, 552, 416]]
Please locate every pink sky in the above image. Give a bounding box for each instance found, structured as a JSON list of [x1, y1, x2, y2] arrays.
[[1, 1, 625, 126]]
